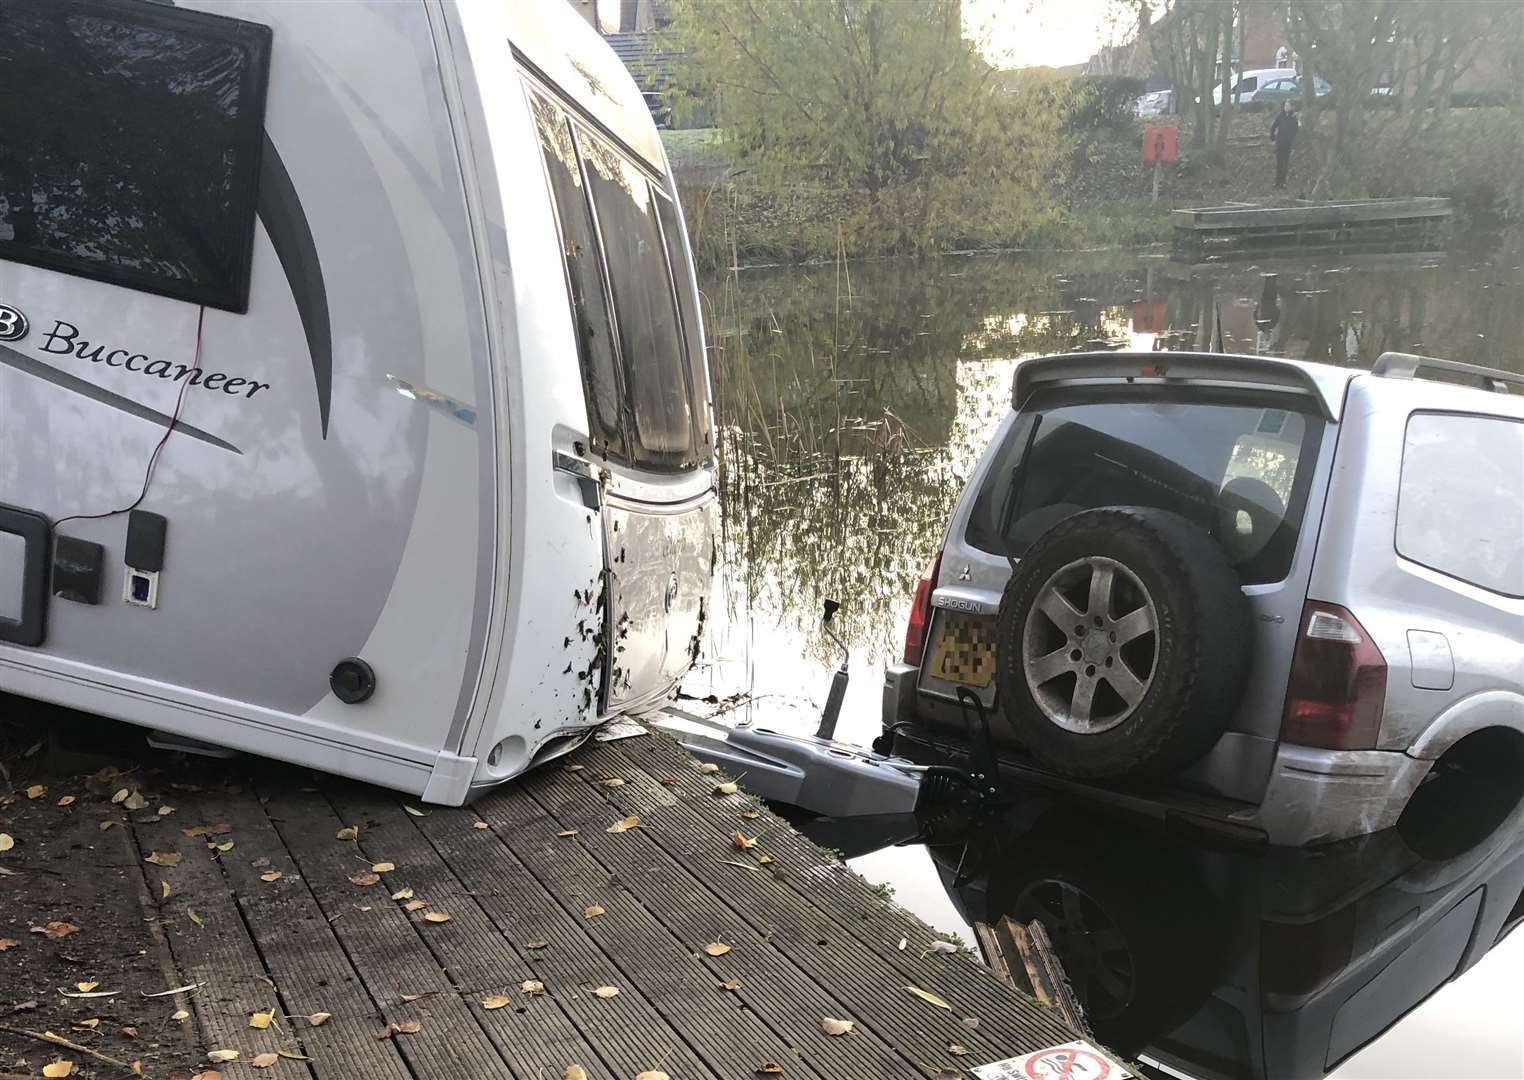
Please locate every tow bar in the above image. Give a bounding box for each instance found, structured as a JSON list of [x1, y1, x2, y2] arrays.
[[663, 602, 1002, 820]]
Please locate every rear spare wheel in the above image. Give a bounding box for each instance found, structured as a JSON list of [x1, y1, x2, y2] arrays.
[[995, 507, 1251, 779]]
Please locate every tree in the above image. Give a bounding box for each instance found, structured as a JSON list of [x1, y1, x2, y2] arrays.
[[661, 0, 1075, 253]]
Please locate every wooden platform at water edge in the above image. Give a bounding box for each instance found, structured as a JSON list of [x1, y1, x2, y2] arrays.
[[14, 724, 1089, 1079], [1173, 196, 1452, 251]]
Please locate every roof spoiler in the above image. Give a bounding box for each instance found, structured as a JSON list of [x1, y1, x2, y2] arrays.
[[1371, 351, 1522, 395], [1011, 351, 1345, 419]]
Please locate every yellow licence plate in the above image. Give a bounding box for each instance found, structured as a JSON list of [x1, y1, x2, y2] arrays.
[[926, 613, 997, 688]]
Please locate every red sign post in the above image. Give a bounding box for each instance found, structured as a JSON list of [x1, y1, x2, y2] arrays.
[[1141, 124, 1178, 202]]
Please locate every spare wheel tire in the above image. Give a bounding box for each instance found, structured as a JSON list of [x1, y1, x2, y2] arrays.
[[995, 506, 1252, 780]]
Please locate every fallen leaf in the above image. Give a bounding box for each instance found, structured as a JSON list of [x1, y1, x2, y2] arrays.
[[719, 979, 742, 991], [0, 938, 16, 950], [592, 985, 619, 999], [898, 938, 908, 951], [211, 841, 235, 853], [58, 990, 118, 999], [932, 1070, 962, 1080], [959, 1017, 980, 1031], [520, 980, 545, 996], [699, 763, 719, 774], [756, 1065, 783, 1075], [171, 1010, 190, 1022], [0, 833, 13, 851], [41, 1061, 73, 1078], [599, 778, 625, 788], [187, 907, 203, 927], [99, 821, 119, 832], [249, 1009, 275, 1029], [563, 763, 585, 773], [422, 911, 450, 923], [525, 940, 548, 950], [43, 921, 80, 939], [481, 994, 511, 1010], [606, 816, 640, 834], [111, 788, 130, 804], [472, 820, 490, 829], [703, 942, 732, 957], [75, 981, 99, 993], [144, 851, 181, 867], [161, 881, 171, 900], [557, 830, 579, 838], [635, 1073, 670, 1080], [905, 985, 951, 1010], [182, 824, 232, 838], [158, 805, 174, 816], [307, 1012, 332, 1027], [757, 855, 774, 866], [56, 795, 76, 807], [396, 1021, 422, 1034], [713, 782, 738, 796], [400, 995, 421, 1002], [278, 1050, 312, 1061], [120, 1026, 137, 1038], [376, 1023, 399, 1040], [404, 899, 427, 912], [371, 862, 395, 873], [335, 826, 359, 841], [582, 905, 604, 919], [191, 1073, 221, 1080], [260, 871, 283, 883], [123, 791, 148, 811], [74, 1019, 100, 1030], [822, 1017, 855, 1036], [948, 1043, 969, 1056], [207, 1050, 240, 1063], [26, 784, 44, 799], [563, 1068, 589, 1080], [740, 809, 760, 820], [349, 873, 380, 886], [403, 805, 428, 817], [132, 1061, 143, 1075], [251, 1052, 279, 1068], [730, 832, 758, 851], [927, 940, 958, 955], [390, 887, 414, 900]]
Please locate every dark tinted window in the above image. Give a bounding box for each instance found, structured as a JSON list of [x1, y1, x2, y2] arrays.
[[0, 0, 271, 312], [967, 391, 1324, 585], [579, 130, 699, 470], [653, 192, 711, 456], [1398, 412, 1524, 597], [530, 91, 626, 460]]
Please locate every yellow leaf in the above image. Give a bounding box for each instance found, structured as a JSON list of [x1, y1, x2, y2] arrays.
[[564, 1068, 589, 1080], [349, 873, 380, 886], [111, 788, 130, 804], [403, 805, 428, 817], [370, 862, 395, 873], [606, 816, 640, 834], [481, 995, 511, 1010], [75, 981, 99, 992], [390, 887, 414, 900], [335, 826, 359, 841], [592, 985, 619, 999], [520, 980, 544, 996], [251, 1052, 279, 1068], [99, 821, 119, 832], [713, 782, 738, 796], [472, 820, 490, 829], [25, 784, 44, 799], [132, 1061, 143, 1075], [57, 795, 76, 807], [123, 791, 148, 811], [171, 1010, 190, 1022], [703, 942, 732, 957], [278, 1050, 313, 1061], [636, 1072, 671, 1080], [948, 1043, 969, 1056], [396, 1021, 422, 1034], [557, 830, 578, 838], [75, 1019, 100, 1030], [757, 1065, 784, 1075], [582, 905, 604, 919], [904, 985, 951, 1010], [182, 824, 231, 838], [307, 1012, 332, 1027], [699, 763, 720, 774], [822, 1017, 855, 1036], [563, 763, 585, 773], [211, 841, 234, 853], [740, 809, 760, 820], [404, 899, 427, 912], [158, 805, 174, 816], [0, 833, 14, 851], [144, 851, 182, 867], [757, 855, 774, 865], [249, 1009, 275, 1029], [599, 778, 625, 788], [719, 978, 742, 991], [42, 1061, 73, 1078], [422, 911, 451, 923], [260, 871, 283, 883], [187, 906, 203, 927], [207, 1050, 240, 1063], [730, 832, 758, 850], [161, 881, 171, 900]]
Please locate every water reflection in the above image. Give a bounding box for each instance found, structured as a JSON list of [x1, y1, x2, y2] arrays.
[[786, 754, 1524, 1080]]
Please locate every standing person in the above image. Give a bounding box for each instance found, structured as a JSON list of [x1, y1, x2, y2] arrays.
[[1270, 102, 1299, 190]]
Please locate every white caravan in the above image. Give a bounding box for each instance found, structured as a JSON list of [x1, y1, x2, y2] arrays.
[[0, 0, 717, 802]]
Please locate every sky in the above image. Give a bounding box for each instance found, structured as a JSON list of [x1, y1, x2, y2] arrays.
[[966, 0, 1127, 70]]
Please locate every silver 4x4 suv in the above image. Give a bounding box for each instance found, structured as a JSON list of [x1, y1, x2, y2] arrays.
[[882, 351, 1524, 846]]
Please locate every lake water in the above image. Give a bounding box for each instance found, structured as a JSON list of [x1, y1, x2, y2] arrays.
[[684, 244, 1524, 1080]]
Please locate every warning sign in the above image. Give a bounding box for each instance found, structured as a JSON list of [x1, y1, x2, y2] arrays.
[[971, 1041, 1135, 1080]]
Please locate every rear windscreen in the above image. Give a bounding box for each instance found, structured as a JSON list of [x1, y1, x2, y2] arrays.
[[0, 0, 272, 312], [966, 389, 1325, 585]]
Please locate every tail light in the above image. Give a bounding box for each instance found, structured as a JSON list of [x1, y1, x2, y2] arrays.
[[1280, 601, 1387, 750], [902, 550, 943, 666]]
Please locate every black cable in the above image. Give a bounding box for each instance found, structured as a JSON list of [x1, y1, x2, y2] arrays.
[[53, 305, 204, 529]]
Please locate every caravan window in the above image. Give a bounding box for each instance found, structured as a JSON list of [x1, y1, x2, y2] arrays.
[[0, 0, 271, 312]]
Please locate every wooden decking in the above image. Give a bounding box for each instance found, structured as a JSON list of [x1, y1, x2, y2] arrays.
[[19, 724, 1085, 1078], [1173, 196, 1452, 251]]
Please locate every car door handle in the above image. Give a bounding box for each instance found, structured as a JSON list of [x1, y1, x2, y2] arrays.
[[552, 451, 601, 511]]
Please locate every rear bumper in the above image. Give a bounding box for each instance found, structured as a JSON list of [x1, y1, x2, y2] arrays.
[[1247, 743, 1432, 847]]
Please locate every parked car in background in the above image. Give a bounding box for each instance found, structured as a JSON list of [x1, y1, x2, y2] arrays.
[[1250, 74, 1334, 110], [1136, 88, 1173, 119], [1213, 68, 1298, 106], [882, 350, 1524, 847]]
